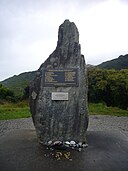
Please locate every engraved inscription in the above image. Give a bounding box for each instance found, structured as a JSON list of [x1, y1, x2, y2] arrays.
[[45, 72, 57, 83], [43, 68, 78, 87], [65, 71, 76, 82]]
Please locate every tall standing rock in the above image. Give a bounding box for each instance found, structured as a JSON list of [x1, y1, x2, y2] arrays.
[[29, 20, 89, 145]]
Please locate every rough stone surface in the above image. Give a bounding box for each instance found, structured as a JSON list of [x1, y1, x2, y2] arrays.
[[29, 19, 88, 144]]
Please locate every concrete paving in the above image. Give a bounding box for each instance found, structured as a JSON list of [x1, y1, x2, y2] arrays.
[[0, 129, 128, 171]]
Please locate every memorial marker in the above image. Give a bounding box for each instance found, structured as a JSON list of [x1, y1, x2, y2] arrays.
[[29, 20, 89, 149]]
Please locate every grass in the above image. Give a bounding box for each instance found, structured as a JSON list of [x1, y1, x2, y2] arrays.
[[89, 103, 128, 117], [0, 101, 31, 120], [0, 101, 128, 120]]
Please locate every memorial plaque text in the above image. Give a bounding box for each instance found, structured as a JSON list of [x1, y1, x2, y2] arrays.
[[43, 68, 78, 87]]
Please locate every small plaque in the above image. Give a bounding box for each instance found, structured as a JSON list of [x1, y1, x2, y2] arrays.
[[52, 92, 68, 101], [43, 68, 78, 87]]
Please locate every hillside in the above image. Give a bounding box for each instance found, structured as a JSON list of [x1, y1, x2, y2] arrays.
[[1, 53, 128, 97], [97, 54, 128, 69], [1, 71, 36, 97]]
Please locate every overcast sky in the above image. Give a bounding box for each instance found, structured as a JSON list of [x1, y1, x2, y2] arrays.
[[0, 0, 128, 81]]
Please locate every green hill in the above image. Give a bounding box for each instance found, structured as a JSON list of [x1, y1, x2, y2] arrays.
[[1, 71, 36, 97], [97, 54, 128, 69], [1, 53, 128, 97]]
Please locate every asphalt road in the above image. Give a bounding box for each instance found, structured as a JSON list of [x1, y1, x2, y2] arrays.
[[0, 116, 128, 171]]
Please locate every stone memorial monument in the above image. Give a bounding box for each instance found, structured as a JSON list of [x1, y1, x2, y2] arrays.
[[29, 19, 89, 149]]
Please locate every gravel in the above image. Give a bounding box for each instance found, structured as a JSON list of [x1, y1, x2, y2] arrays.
[[88, 115, 128, 138], [0, 115, 128, 138], [0, 118, 34, 137]]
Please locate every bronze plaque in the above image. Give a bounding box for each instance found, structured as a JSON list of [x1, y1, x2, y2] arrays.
[[43, 68, 79, 87]]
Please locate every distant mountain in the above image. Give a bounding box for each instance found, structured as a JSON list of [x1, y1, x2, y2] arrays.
[[97, 54, 128, 69], [1, 53, 128, 97], [1, 71, 36, 97], [86, 64, 96, 69]]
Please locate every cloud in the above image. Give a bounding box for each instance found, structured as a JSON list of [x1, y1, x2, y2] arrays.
[[0, 0, 128, 80], [79, 0, 128, 63]]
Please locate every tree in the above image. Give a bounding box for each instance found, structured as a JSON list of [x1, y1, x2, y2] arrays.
[[22, 86, 29, 100], [88, 68, 128, 109], [0, 84, 15, 102]]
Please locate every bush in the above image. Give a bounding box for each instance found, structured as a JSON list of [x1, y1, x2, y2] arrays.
[[0, 84, 16, 102], [88, 68, 128, 110]]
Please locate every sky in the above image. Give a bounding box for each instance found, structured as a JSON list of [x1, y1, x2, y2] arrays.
[[0, 0, 128, 81]]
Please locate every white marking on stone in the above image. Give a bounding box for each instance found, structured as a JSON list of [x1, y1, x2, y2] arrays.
[[31, 91, 37, 100]]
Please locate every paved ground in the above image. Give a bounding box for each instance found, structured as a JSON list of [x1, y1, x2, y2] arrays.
[[0, 115, 128, 171], [0, 115, 128, 137]]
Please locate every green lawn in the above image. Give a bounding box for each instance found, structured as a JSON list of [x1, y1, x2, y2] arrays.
[[0, 102, 128, 120], [0, 101, 31, 120], [89, 103, 128, 117]]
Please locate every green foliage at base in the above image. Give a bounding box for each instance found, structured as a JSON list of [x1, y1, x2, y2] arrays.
[[89, 103, 128, 117], [0, 101, 31, 120]]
